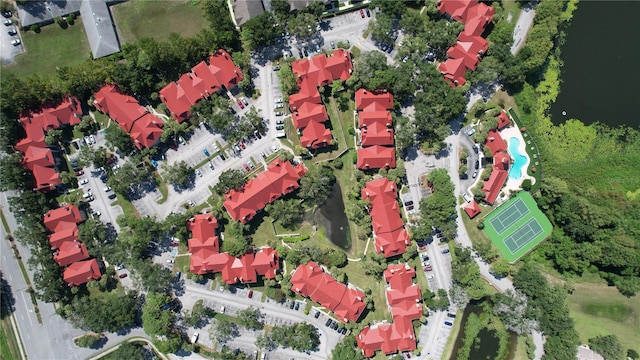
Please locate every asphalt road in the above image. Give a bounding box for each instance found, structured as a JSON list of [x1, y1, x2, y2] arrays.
[[0, 15, 24, 65]]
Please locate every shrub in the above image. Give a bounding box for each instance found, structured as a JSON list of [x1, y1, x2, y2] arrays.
[[30, 24, 40, 33], [332, 157, 343, 169], [283, 235, 310, 243], [521, 179, 532, 191]]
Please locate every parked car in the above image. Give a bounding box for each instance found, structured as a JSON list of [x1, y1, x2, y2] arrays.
[[424, 265, 433, 271], [151, 159, 158, 168], [243, 163, 250, 172], [360, 9, 365, 18], [247, 161, 254, 169], [111, 164, 120, 171], [10, 39, 20, 46], [208, 162, 214, 169], [273, 65, 281, 71], [241, 98, 249, 106], [7, 27, 16, 35], [330, 41, 335, 49], [2, 11, 12, 18], [294, 302, 300, 311], [212, 143, 220, 152], [441, 248, 450, 254], [260, 152, 267, 159], [475, 160, 479, 169], [248, 290, 253, 298], [314, 311, 321, 318], [79, 179, 89, 185], [447, 313, 456, 318], [276, 125, 284, 131], [3, 19, 11, 26], [75, 170, 84, 176], [275, 111, 283, 116], [195, 169, 202, 177], [237, 99, 245, 109], [444, 321, 453, 326], [325, 319, 332, 326], [104, 186, 112, 192], [89, 135, 96, 144], [92, 211, 101, 217], [203, 148, 210, 157], [274, 98, 283, 104], [106, 157, 116, 165], [472, 171, 478, 178], [238, 141, 245, 149], [276, 119, 284, 125], [366, 8, 371, 17], [118, 273, 128, 279]]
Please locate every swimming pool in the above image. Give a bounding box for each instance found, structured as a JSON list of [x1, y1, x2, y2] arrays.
[[507, 137, 528, 180]]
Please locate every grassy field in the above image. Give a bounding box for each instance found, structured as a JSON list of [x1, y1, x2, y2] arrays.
[[482, 191, 552, 263], [0, 315, 21, 360], [568, 282, 640, 354], [112, 0, 208, 44], [2, 19, 90, 79]]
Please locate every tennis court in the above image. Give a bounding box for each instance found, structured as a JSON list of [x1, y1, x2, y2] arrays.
[[483, 192, 552, 263], [488, 198, 531, 235]]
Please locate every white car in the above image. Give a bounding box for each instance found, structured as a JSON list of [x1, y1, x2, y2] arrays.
[[79, 179, 89, 185], [190, 332, 199, 344], [111, 164, 120, 171], [274, 98, 283, 104], [195, 169, 202, 177], [92, 211, 101, 217], [104, 186, 112, 192], [89, 135, 96, 144], [212, 143, 220, 152]]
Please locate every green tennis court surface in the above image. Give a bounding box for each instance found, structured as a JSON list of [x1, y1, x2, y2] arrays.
[[483, 192, 552, 263]]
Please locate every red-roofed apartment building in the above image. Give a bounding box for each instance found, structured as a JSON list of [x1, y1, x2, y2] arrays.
[[93, 85, 164, 149], [497, 109, 512, 130], [357, 146, 396, 170], [438, 0, 495, 87], [63, 259, 102, 287], [355, 89, 396, 169], [357, 264, 423, 357], [53, 241, 89, 267], [290, 261, 366, 323], [224, 159, 306, 224], [482, 127, 510, 205], [43, 205, 83, 232], [288, 50, 352, 149], [15, 97, 83, 191], [160, 49, 243, 122], [187, 214, 280, 284], [361, 178, 410, 258]]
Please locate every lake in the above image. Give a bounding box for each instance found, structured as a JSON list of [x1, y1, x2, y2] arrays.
[[550, 1, 640, 128], [314, 182, 352, 250]]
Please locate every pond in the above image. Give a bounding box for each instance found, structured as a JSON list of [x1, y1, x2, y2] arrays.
[[551, 1, 640, 128], [314, 181, 352, 250], [449, 301, 517, 360]]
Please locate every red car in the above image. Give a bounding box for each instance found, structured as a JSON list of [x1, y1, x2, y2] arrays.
[[238, 141, 246, 149], [360, 9, 365, 18], [75, 170, 84, 176], [118, 273, 128, 279], [237, 99, 245, 109], [243, 163, 250, 172], [248, 290, 253, 298], [106, 157, 115, 165], [425, 265, 433, 271]]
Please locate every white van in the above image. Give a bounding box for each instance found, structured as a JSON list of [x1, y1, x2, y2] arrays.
[[190, 332, 199, 344]]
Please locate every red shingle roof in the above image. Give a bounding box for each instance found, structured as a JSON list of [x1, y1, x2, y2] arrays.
[[497, 109, 511, 130], [494, 151, 510, 171], [361, 120, 394, 147], [223, 159, 307, 224], [437, 0, 478, 22], [292, 102, 329, 129], [187, 214, 221, 274], [290, 261, 365, 323], [355, 89, 394, 112], [358, 111, 393, 128], [93, 85, 164, 149], [53, 241, 89, 267], [464, 200, 481, 219], [43, 205, 83, 232], [48, 224, 79, 249], [447, 33, 488, 71], [357, 146, 396, 170], [357, 264, 422, 357], [463, 2, 495, 25], [63, 259, 101, 286], [160, 49, 243, 122], [300, 121, 333, 149], [482, 168, 508, 205], [30, 165, 62, 191], [361, 178, 410, 258], [439, 58, 468, 87], [484, 129, 507, 155], [21, 146, 55, 170]]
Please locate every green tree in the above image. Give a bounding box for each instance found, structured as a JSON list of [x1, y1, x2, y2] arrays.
[[214, 169, 247, 194], [182, 299, 212, 328], [265, 199, 304, 229], [588, 335, 623, 360], [211, 319, 238, 344], [0, 152, 29, 191], [241, 12, 281, 51], [162, 160, 194, 189], [108, 342, 146, 359], [130, 260, 174, 294], [287, 13, 316, 39], [298, 163, 336, 207], [142, 293, 175, 337], [104, 124, 135, 155], [44, 129, 63, 146], [62, 292, 138, 333], [237, 306, 264, 330], [74, 334, 104, 348], [490, 258, 511, 278]]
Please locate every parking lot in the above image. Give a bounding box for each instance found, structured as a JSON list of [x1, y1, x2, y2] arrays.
[[1, 12, 24, 65]]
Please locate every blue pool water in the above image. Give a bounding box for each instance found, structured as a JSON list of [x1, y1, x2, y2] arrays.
[[507, 137, 528, 180]]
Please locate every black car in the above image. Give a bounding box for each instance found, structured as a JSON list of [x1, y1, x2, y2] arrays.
[[447, 313, 456, 318], [108, 193, 117, 200], [366, 8, 371, 17], [331, 322, 339, 330], [294, 302, 300, 311], [289, 301, 295, 309], [314, 311, 321, 318], [475, 160, 480, 169], [219, 153, 226, 161], [2, 11, 12, 18], [341, 327, 348, 334], [325, 319, 332, 327]]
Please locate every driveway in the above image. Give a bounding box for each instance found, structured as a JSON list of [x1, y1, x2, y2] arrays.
[[511, 6, 536, 55]]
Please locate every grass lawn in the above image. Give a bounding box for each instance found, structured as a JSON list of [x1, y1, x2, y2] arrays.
[[112, 0, 208, 44], [174, 254, 191, 274], [482, 191, 552, 263], [113, 194, 140, 219], [2, 19, 90, 79], [343, 261, 391, 324], [568, 282, 640, 354], [0, 315, 21, 360]]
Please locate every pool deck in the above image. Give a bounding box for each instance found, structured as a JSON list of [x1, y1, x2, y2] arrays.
[[499, 126, 534, 199]]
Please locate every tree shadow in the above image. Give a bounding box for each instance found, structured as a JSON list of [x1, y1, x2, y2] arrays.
[[0, 271, 16, 319]]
